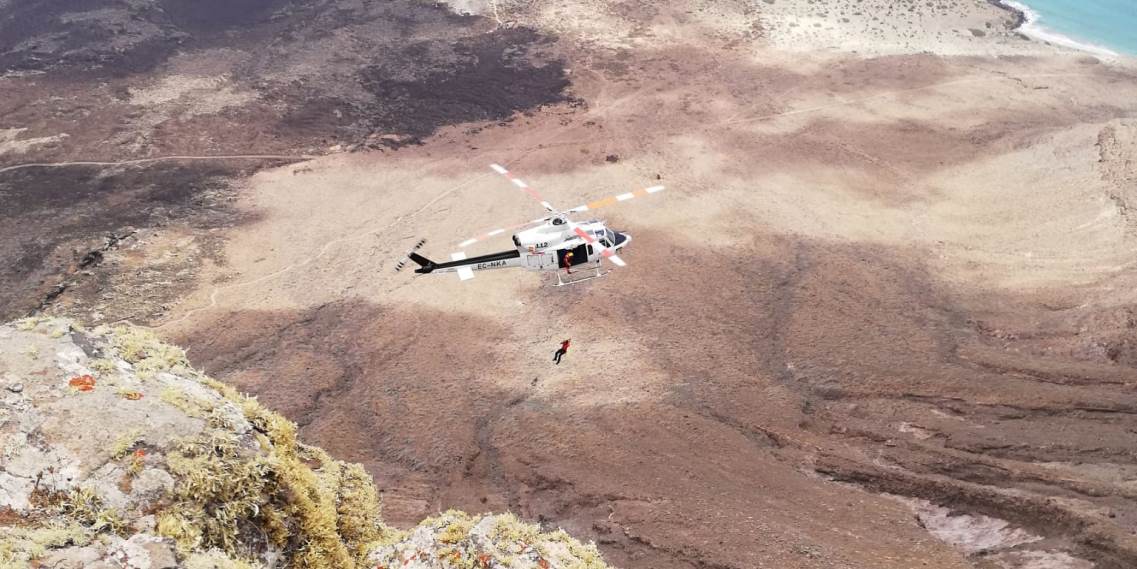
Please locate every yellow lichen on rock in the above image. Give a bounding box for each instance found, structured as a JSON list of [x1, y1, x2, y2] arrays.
[[109, 324, 192, 377], [160, 432, 272, 555], [89, 358, 118, 375], [14, 316, 41, 331], [110, 429, 145, 459], [62, 487, 127, 535], [0, 486, 128, 568], [369, 510, 612, 569], [437, 511, 477, 544], [160, 386, 215, 417], [336, 462, 398, 557], [157, 382, 395, 568], [0, 524, 93, 569], [183, 549, 260, 569]]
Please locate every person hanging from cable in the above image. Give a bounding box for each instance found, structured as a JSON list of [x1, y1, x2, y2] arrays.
[[553, 339, 571, 365]]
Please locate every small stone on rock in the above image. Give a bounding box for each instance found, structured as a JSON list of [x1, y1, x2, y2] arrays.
[[6, 382, 23, 393]]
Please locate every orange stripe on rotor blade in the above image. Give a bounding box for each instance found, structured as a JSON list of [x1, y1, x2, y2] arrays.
[[587, 196, 618, 209], [633, 188, 648, 198]]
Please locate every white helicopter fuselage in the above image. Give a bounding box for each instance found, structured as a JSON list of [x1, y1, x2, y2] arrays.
[[406, 219, 630, 281], [512, 219, 630, 271]]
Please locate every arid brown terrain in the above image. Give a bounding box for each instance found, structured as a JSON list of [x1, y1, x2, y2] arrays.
[[4, 1, 1137, 568]]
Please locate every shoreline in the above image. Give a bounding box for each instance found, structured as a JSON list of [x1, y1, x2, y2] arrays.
[[988, 0, 1027, 30], [987, 0, 1122, 59]]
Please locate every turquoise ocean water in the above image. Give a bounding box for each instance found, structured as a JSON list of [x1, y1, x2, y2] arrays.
[[1013, 0, 1137, 56]]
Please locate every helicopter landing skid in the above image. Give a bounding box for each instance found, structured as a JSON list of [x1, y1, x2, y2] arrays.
[[552, 265, 608, 287]]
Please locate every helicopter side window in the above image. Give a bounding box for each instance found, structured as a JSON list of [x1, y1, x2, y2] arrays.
[[587, 244, 594, 256]]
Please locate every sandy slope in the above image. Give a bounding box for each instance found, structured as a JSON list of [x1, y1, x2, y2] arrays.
[[93, 1, 1137, 568]]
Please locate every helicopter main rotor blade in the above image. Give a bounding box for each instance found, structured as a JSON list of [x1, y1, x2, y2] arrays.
[[456, 216, 548, 249], [489, 163, 558, 213], [565, 185, 664, 214]]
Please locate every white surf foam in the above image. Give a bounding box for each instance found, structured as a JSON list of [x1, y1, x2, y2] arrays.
[[1004, 1, 1119, 58]]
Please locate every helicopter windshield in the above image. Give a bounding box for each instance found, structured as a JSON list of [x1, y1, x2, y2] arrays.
[[598, 228, 615, 248]]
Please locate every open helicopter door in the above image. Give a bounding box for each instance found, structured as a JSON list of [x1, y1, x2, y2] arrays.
[[553, 243, 606, 287], [557, 244, 590, 268]]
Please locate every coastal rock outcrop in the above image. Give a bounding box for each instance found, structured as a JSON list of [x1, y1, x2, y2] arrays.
[[0, 318, 610, 569]]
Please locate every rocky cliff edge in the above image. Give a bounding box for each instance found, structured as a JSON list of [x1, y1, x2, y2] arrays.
[[0, 317, 611, 569]]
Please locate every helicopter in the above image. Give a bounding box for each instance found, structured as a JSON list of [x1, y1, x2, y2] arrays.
[[395, 163, 664, 286]]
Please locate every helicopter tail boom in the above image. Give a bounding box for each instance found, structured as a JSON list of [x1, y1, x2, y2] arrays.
[[410, 249, 522, 275], [408, 252, 437, 273]]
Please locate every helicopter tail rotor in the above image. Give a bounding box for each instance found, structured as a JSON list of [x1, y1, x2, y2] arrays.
[[394, 238, 428, 273]]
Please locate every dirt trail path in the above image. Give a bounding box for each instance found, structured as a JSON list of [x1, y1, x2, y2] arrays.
[[0, 154, 315, 175]]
